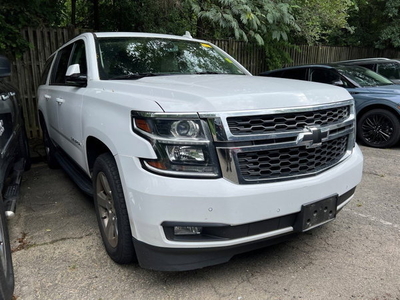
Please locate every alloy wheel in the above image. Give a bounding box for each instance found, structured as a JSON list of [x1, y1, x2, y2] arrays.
[[95, 172, 118, 248]]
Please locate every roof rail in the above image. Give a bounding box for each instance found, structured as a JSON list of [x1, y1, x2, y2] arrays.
[[337, 57, 390, 63]]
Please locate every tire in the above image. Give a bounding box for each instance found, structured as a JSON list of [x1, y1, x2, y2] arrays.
[[92, 153, 136, 264], [357, 109, 400, 148], [17, 128, 31, 171], [0, 199, 14, 300], [41, 121, 59, 169]]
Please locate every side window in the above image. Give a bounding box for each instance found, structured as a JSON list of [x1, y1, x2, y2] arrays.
[[268, 70, 285, 77], [40, 55, 55, 85], [50, 43, 74, 85], [70, 40, 87, 75], [281, 68, 307, 80], [359, 63, 374, 71], [310, 68, 340, 84], [377, 63, 400, 80]]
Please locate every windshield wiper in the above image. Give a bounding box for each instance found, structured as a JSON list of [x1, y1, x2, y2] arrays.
[[110, 73, 161, 80], [194, 71, 222, 75]]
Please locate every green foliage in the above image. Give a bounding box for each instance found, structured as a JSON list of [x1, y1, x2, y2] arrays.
[[264, 39, 297, 70], [376, 0, 400, 49], [331, 0, 400, 49], [0, 0, 67, 57], [67, 0, 196, 35], [188, 0, 299, 45], [292, 0, 355, 44]]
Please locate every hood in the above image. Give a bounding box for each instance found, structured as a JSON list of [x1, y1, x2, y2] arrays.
[[354, 85, 400, 105], [362, 84, 400, 94], [98, 75, 353, 113]]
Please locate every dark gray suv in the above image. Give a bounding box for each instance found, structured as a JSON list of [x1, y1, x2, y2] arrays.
[[261, 64, 400, 148], [0, 55, 31, 300]]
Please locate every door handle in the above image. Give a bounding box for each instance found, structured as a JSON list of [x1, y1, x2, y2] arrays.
[[1, 93, 10, 101], [56, 98, 65, 105]]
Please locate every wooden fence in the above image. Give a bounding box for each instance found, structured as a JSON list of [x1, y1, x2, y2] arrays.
[[8, 27, 400, 139], [282, 45, 400, 68], [209, 39, 267, 75]]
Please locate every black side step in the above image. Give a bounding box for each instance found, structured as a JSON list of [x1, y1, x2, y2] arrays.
[[54, 151, 93, 196], [4, 158, 25, 219]]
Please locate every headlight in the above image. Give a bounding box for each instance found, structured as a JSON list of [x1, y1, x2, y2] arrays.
[[132, 111, 221, 178], [171, 120, 200, 137]]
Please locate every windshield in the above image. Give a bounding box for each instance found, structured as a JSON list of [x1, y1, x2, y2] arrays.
[[337, 65, 393, 87], [97, 37, 246, 79]]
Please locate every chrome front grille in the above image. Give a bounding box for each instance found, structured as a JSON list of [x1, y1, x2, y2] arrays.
[[237, 136, 348, 182], [200, 100, 356, 184], [227, 105, 350, 135]]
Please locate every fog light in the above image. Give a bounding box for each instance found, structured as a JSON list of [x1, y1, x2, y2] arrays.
[[174, 226, 203, 235]]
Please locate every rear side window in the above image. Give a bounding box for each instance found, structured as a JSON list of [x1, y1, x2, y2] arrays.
[[281, 68, 307, 80], [266, 70, 285, 77], [310, 68, 340, 84], [358, 63, 374, 71], [40, 55, 55, 85]]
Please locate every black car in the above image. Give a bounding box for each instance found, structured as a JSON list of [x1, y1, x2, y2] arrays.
[[0, 55, 31, 300], [338, 58, 400, 84], [261, 64, 400, 148]]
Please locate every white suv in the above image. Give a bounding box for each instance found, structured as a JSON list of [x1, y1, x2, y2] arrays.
[[37, 32, 363, 271]]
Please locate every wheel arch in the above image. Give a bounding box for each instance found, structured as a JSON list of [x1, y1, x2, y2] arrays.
[[86, 136, 113, 173], [357, 103, 400, 120]]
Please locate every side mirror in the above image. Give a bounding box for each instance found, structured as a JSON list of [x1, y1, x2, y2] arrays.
[[332, 80, 344, 87], [0, 55, 11, 78], [65, 64, 87, 87]]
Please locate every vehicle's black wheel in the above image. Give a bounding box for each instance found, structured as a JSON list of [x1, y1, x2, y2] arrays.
[[0, 199, 14, 300], [357, 109, 400, 148], [92, 153, 136, 264], [17, 127, 31, 171], [41, 121, 59, 169]]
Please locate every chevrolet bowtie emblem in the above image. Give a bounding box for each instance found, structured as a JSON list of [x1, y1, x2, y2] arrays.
[[297, 126, 328, 148]]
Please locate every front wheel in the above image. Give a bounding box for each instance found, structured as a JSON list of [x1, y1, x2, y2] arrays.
[[0, 199, 14, 300], [92, 153, 136, 264], [357, 109, 400, 148]]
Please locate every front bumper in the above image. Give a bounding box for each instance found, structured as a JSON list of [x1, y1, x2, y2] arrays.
[[116, 144, 363, 270]]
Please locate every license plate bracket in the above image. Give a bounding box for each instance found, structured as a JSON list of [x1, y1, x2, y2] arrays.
[[294, 195, 338, 232]]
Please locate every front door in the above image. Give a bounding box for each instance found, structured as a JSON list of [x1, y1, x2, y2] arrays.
[[47, 39, 87, 169]]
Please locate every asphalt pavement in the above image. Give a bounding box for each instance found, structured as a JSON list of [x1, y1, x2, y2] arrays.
[[8, 143, 400, 300]]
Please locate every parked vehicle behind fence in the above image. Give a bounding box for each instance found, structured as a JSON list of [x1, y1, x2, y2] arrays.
[[37, 32, 363, 271], [261, 64, 400, 148], [0, 55, 31, 300]]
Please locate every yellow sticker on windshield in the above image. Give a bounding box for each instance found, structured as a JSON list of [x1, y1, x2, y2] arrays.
[[201, 43, 212, 48], [225, 58, 233, 63]]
